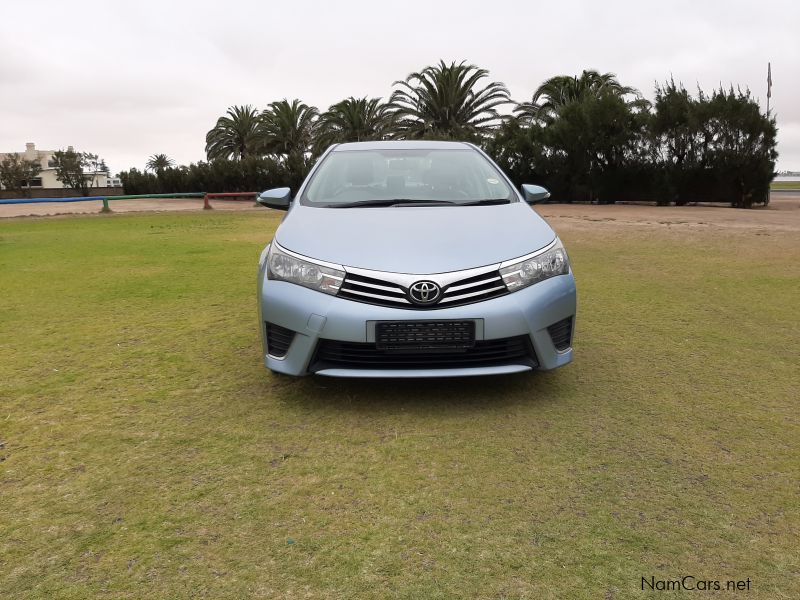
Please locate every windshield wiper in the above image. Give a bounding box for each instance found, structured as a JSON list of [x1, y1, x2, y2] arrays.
[[459, 198, 512, 206], [324, 199, 459, 208]]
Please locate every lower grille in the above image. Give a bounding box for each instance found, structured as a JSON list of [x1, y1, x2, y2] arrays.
[[309, 335, 538, 372], [265, 322, 295, 358], [547, 317, 573, 351]]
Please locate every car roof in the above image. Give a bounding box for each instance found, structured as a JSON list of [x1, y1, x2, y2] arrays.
[[331, 140, 473, 152]]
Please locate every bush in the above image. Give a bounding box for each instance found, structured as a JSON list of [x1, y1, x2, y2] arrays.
[[486, 81, 776, 207], [120, 156, 291, 196], [650, 82, 777, 208]]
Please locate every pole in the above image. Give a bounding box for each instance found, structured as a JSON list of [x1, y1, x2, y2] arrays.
[[767, 61, 772, 206], [766, 62, 772, 115]]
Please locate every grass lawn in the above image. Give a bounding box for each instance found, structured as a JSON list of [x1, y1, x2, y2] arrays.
[[770, 180, 800, 190], [1, 210, 798, 599]]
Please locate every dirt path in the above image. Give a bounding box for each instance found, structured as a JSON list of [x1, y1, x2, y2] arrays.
[[2, 192, 798, 232], [0, 198, 259, 218], [534, 193, 800, 233]]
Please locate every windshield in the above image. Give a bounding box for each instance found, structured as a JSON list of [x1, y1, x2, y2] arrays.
[[301, 148, 514, 207]]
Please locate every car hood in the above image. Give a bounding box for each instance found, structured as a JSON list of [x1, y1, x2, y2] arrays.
[[274, 202, 556, 273]]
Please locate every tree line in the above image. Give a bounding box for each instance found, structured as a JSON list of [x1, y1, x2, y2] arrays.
[[120, 61, 777, 208]]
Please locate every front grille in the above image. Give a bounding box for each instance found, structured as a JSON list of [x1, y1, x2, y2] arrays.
[[309, 335, 538, 372], [547, 317, 573, 351], [439, 271, 507, 306], [265, 322, 295, 358], [338, 272, 409, 307], [337, 269, 508, 309]]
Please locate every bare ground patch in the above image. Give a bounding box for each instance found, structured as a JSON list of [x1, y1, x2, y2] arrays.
[[534, 193, 800, 234]]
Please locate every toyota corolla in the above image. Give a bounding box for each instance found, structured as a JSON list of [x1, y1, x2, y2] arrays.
[[256, 140, 576, 377]]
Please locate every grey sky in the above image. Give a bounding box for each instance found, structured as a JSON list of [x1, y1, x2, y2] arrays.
[[2, 0, 798, 173]]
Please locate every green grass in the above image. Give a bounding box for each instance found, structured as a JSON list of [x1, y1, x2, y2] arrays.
[[1, 211, 798, 599], [770, 180, 800, 190]]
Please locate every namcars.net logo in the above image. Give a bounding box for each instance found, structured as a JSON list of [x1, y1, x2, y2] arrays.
[[642, 576, 752, 592]]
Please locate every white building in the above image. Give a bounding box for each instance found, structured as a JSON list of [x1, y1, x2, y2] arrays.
[[0, 142, 114, 190]]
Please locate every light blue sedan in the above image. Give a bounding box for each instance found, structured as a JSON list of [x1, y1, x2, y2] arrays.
[[256, 140, 576, 377]]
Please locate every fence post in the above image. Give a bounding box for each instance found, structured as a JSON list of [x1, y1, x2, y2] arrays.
[[203, 194, 212, 210], [100, 198, 111, 213]]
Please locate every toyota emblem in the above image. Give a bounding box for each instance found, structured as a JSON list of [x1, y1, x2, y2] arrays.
[[408, 280, 441, 305]]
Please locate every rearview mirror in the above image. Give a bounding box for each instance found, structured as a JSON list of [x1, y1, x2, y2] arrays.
[[521, 184, 551, 204], [257, 187, 292, 210]]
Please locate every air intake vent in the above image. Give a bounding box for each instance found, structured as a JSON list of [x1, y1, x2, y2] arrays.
[[265, 322, 295, 358], [547, 317, 573, 351]]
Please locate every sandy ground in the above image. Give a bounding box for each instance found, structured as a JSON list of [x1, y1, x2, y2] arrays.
[[0, 198, 256, 218], [535, 192, 800, 234], [2, 192, 798, 232]]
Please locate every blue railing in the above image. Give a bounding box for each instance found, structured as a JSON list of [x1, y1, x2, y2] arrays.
[[0, 193, 206, 211]]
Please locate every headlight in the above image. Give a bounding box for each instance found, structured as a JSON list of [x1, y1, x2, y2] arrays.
[[267, 243, 344, 295], [500, 238, 570, 292]]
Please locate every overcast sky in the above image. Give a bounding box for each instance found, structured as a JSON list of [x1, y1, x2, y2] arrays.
[[2, 0, 798, 173]]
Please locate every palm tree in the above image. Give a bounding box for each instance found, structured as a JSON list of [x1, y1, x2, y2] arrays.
[[258, 99, 319, 160], [145, 153, 175, 171], [516, 70, 643, 123], [205, 105, 262, 160], [388, 60, 511, 139], [316, 97, 392, 150]]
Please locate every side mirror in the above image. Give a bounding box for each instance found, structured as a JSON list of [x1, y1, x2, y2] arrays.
[[521, 184, 551, 204], [257, 187, 292, 210]]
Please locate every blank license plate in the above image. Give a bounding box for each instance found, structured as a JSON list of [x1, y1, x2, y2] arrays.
[[375, 321, 475, 351]]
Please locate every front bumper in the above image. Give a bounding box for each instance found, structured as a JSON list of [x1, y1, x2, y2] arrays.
[[258, 270, 576, 377]]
